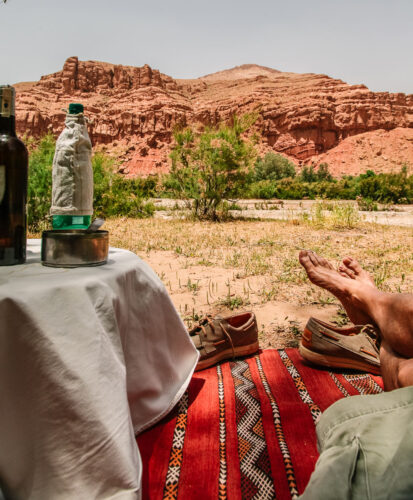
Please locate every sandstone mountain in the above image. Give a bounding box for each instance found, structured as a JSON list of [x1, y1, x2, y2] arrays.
[[15, 56, 413, 177]]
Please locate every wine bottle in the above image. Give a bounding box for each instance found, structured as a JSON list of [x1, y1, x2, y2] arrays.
[[0, 85, 28, 265]]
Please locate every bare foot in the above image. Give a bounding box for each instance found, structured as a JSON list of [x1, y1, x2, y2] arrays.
[[300, 250, 413, 390], [339, 257, 376, 287], [299, 250, 373, 325]]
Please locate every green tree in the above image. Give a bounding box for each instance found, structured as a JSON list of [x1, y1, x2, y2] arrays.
[[254, 152, 296, 181], [300, 165, 317, 182], [317, 163, 333, 181], [300, 163, 332, 182], [357, 167, 411, 203], [168, 114, 258, 220]]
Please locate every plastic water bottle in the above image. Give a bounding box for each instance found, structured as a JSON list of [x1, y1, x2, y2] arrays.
[[51, 103, 93, 230]]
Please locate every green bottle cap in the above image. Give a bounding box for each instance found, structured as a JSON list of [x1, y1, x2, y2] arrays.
[[68, 103, 84, 114]]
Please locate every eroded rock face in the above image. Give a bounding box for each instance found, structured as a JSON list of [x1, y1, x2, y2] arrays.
[[38, 56, 178, 93], [15, 57, 413, 176]]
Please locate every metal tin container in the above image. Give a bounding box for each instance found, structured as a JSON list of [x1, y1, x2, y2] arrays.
[[41, 230, 109, 268]]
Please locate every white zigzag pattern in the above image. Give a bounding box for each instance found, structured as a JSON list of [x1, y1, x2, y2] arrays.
[[279, 350, 321, 422], [328, 372, 350, 397], [232, 360, 275, 499], [343, 373, 383, 395], [256, 356, 299, 499], [163, 391, 189, 495], [217, 365, 227, 491]]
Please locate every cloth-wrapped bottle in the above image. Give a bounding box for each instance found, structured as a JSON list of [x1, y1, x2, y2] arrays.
[[50, 103, 93, 229]]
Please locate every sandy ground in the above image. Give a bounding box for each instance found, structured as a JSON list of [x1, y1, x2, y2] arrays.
[[142, 249, 342, 349], [104, 209, 413, 349]]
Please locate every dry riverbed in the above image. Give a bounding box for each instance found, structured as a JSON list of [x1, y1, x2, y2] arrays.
[[152, 199, 413, 228]]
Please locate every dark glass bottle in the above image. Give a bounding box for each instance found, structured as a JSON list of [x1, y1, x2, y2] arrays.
[[0, 85, 28, 265]]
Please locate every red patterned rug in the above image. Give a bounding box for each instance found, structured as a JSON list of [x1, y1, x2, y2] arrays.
[[137, 348, 383, 499]]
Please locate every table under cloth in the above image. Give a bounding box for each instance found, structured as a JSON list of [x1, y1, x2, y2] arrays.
[[0, 240, 199, 500]]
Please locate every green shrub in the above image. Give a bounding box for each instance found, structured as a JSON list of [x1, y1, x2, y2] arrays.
[[247, 180, 277, 199], [225, 201, 242, 210], [254, 152, 296, 181], [324, 179, 355, 200], [27, 135, 154, 229], [273, 178, 311, 199], [167, 114, 258, 220], [316, 163, 333, 181], [243, 166, 413, 203], [299, 163, 333, 183], [92, 153, 155, 218], [303, 201, 360, 230], [354, 167, 411, 203], [330, 203, 360, 229], [299, 165, 317, 183], [27, 134, 55, 229], [356, 197, 378, 211]]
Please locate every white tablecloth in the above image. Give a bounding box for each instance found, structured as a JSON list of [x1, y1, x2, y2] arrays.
[[0, 240, 198, 499]]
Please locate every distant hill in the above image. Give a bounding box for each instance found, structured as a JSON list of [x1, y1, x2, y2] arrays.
[[201, 64, 282, 81]]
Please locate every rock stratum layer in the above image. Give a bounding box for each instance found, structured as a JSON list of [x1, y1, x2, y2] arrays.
[[15, 57, 413, 176]]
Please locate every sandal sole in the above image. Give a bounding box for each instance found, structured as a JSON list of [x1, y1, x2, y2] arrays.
[[195, 342, 260, 371], [299, 343, 381, 375]]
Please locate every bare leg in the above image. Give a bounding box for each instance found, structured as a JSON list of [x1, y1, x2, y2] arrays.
[[365, 293, 413, 359], [380, 340, 413, 391], [299, 250, 413, 390]]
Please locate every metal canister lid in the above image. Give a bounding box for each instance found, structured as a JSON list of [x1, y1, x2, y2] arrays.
[[0, 85, 15, 118]]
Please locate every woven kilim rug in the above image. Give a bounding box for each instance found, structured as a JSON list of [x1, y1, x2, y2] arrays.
[[137, 348, 383, 499]]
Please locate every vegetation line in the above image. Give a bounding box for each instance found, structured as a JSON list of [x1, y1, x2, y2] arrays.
[[27, 121, 412, 229]]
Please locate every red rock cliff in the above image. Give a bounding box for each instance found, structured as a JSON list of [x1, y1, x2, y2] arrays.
[[15, 57, 413, 176]]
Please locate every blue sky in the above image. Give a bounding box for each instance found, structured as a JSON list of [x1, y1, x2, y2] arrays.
[[1, 0, 412, 93]]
